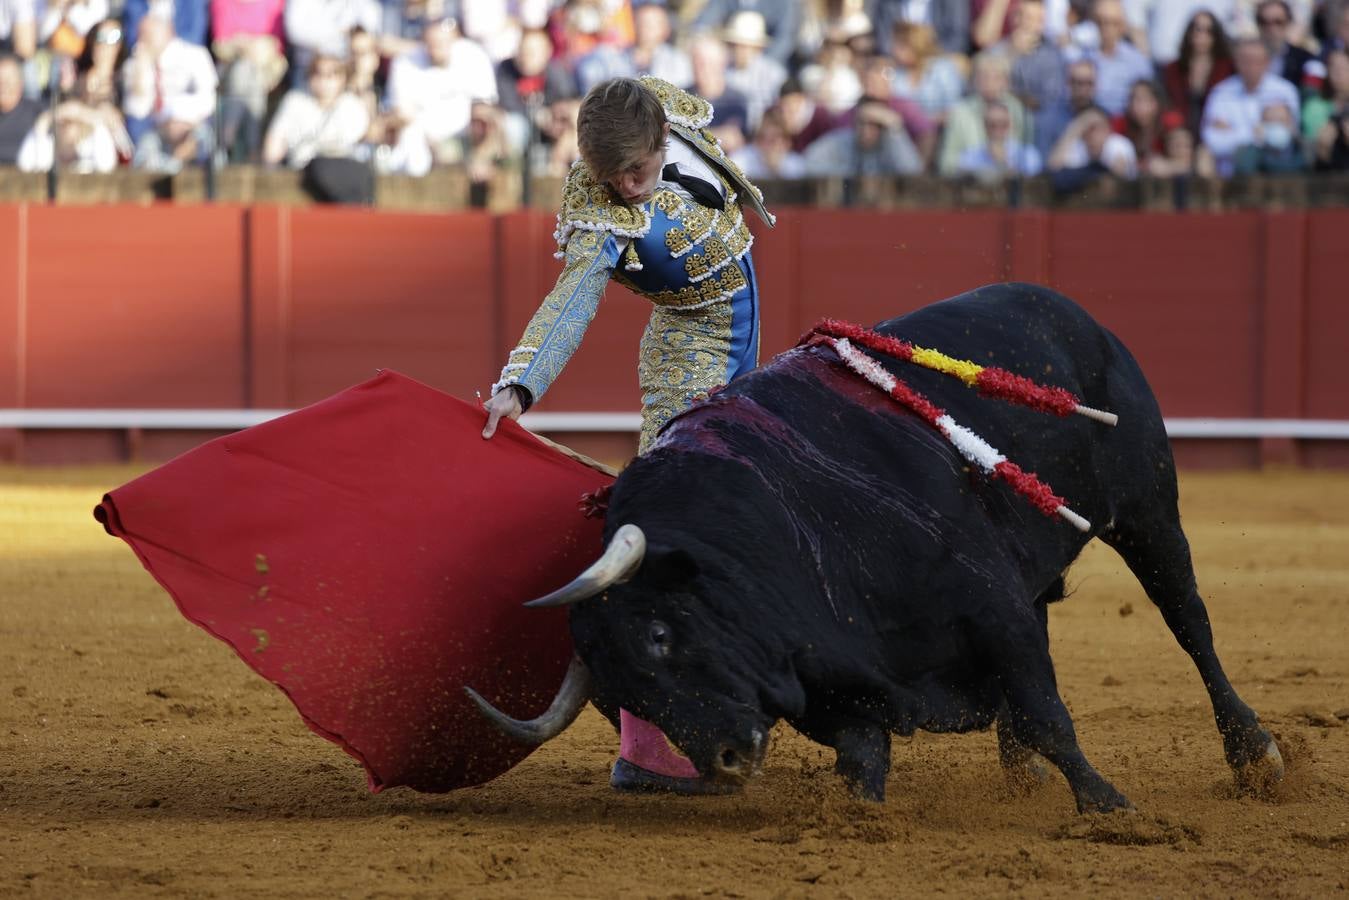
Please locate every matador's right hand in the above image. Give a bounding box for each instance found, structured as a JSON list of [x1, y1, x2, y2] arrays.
[[481, 388, 523, 439]]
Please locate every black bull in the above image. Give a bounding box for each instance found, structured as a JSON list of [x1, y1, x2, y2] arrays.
[[472, 283, 1283, 812]]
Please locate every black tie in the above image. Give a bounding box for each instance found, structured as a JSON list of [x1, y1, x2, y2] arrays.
[[662, 163, 725, 211]]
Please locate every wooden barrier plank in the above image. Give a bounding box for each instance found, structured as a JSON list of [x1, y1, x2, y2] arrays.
[[245, 205, 290, 408], [1304, 210, 1349, 421], [1047, 211, 1263, 419], [283, 208, 497, 405], [23, 205, 246, 408], [1257, 212, 1308, 465], [0, 205, 21, 408], [795, 210, 1008, 326]]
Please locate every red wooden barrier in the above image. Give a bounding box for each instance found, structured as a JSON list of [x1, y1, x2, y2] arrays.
[[1, 203, 1346, 466]]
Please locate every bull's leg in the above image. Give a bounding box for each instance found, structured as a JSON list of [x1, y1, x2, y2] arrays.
[[997, 597, 1055, 792], [981, 616, 1131, 813], [831, 723, 891, 802], [1104, 522, 1283, 792], [996, 708, 1053, 792]]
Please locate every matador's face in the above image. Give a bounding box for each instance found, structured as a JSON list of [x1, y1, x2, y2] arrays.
[[604, 123, 672, 205]]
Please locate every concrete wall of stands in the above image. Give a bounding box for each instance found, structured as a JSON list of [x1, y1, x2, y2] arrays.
[[1, 203, 1346, 467]]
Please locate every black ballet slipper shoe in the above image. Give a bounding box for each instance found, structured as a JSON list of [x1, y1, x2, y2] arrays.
[[609, 758, 741, 796]]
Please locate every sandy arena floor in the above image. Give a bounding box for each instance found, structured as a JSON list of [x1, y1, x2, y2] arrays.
[[1, 465, 1347, 899]]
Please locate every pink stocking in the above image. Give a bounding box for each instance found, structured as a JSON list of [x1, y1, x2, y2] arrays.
[[619, 709, 699, 778]]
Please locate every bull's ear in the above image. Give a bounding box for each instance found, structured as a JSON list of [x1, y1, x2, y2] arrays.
[[640, 545, 700, 590]]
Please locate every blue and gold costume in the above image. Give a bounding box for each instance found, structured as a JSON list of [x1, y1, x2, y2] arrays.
[[492, 76, 775, 453]]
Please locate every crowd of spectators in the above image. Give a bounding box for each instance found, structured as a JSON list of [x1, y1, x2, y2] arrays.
[[2, 0, 1348, 192]]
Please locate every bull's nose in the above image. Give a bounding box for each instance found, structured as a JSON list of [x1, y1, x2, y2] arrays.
[[714, 744, 750, 779], [713, 727, 770, 781]]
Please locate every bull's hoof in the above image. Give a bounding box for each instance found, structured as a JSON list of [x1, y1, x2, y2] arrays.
[[609, 758, 741, 796], [1232, 738, 1284, 798], [1075, 787, 1133, 815], [1003, 753, 1054, 794], [844, 779, 886, 803]]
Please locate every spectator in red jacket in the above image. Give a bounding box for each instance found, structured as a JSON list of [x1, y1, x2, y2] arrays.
[[1112, 79, 1166, 164], [1162, 10, 1235, 136]]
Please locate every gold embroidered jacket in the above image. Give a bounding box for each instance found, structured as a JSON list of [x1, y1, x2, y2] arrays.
[[492, 76, 774, 419]]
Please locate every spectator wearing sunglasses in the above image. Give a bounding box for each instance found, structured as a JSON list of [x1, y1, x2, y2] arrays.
[[1255, 0, 1314, 90]]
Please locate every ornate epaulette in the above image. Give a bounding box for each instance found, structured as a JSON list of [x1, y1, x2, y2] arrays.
[[640, 76, 771, 225], [638, 75, 714, 129], [553, 160, 652, 258]]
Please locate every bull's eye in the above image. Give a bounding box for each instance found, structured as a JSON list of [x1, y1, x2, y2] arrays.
[[647, 620, 672, 658]]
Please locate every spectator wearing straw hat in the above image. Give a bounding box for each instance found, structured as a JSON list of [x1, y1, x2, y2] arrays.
[[692, 0, 801, 65], [689, 31, 752, 152], [722, 10, 786, 133]]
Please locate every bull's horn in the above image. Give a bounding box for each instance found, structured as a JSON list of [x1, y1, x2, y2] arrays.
[[524, 523, 646, 608], [463, 656, 593, 744]]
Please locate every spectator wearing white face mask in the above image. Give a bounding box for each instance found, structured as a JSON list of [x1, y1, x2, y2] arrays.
[[1231, 99, 1304, 173], [1201, 37, 1300, 175]]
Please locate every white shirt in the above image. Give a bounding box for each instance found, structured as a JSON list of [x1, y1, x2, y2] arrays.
[[659, 133, 729, 204], [17, 119, 119, 173], [120, 37, 219, 126], [265, 90, 369, 168], [612, 135, 730, 256], [1060, 132, 1139, 178], [387, 39, 497, 143], [1201, 72, 1300, 171]]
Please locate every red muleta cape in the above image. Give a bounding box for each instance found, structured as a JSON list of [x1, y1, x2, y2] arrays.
[[94, 370, 612, 793]]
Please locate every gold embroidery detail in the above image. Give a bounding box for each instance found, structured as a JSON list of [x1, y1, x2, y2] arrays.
[[639, 76, 713, 129], [556, 163, 652, 253], [637, 303, 735, 453], [664, 227, 691, 256], [644, 261, 747, 310], [654, 191, 684, 216]]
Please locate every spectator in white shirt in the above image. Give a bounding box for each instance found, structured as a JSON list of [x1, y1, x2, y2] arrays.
[[385, 15, 498, 175], [17, 102, 119, 172], [1089, 0, 1155, 116], [120, 8, 217, 171], [262, 54, 369, 169], [1201, 37, 1300, 174], [1049, 104, 1139, 177]]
